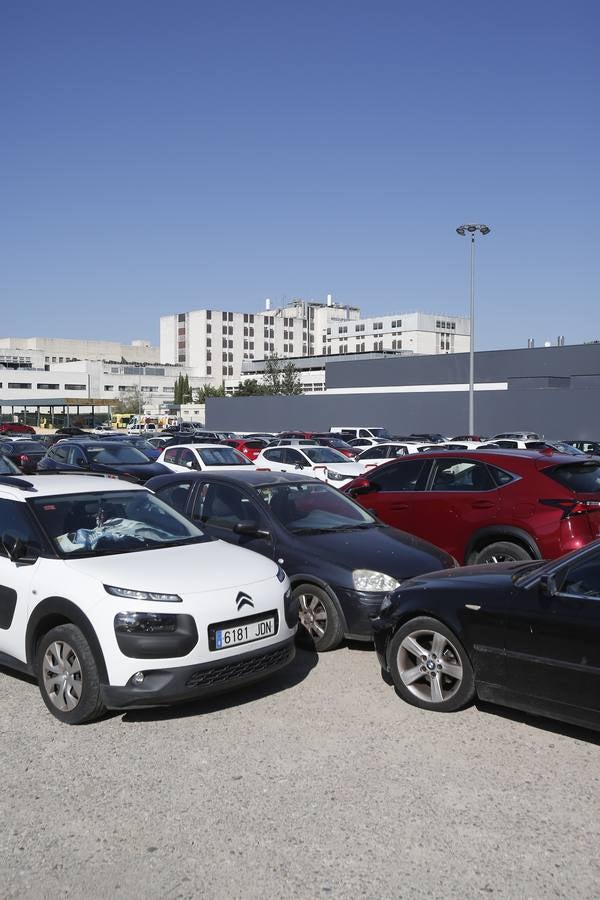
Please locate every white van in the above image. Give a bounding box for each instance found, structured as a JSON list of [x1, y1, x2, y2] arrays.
[[329, 426, 393, 441], [126, 422, 157, 436]]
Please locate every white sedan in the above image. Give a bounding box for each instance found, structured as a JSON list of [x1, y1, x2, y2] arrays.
[[356, 441, 431, 467], [255, 444, 366, 486], [157, 443, 255, 473]]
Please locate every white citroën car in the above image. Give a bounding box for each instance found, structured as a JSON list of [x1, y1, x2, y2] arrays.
[[0, 474, 296, 724]]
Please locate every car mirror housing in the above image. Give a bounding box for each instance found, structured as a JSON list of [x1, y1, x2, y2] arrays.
[[348, 477, 375, 496], [2, 534, 27, 563]]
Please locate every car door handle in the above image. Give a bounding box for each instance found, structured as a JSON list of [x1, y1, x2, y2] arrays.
[[390, 503, 410, 510], [471, 501, 495, 509]]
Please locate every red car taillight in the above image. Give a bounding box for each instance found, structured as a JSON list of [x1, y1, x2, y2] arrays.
[[540, 498, 600, 518]]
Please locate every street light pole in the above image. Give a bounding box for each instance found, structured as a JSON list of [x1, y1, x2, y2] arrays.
[[456, 223, 490, 435]]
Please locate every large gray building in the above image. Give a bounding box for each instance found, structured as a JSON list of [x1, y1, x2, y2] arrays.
[[206, 342, 600, 439]]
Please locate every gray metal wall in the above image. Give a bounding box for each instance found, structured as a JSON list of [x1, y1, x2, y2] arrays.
[[207, 344, 600, 438]]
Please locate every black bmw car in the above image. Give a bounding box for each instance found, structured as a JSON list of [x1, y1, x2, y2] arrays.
[[37, 440, 169, 483], [146, 469, 456, 651], [371, 540, 600, 732]]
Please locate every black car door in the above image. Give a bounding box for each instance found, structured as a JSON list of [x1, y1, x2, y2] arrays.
[[190, 482, 275, 558], [504, 550, 600, 723]]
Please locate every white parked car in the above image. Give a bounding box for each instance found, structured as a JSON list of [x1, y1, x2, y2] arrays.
[[348, 437, 387, 449], [356, 442, 430, 466], [329, 426, 393, 441], [0, 474, 296, 723], [127, 423, 158, 435], [157, 443, 255, 473], [255, 445, 366, 487]]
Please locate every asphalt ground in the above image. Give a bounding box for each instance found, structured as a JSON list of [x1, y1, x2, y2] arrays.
[[1, 643, 599, 899]]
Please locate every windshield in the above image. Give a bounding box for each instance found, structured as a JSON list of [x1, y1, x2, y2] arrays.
[[197, 447, 252, 466], [10, 441, 45, 452], [257, 481, 376, 533], [30, 489, 208, 557], [85, 445, 150, 465], [304, 447, 348, 464]]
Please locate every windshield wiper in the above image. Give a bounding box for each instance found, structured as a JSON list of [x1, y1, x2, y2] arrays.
[[291, 523, 375, 534]]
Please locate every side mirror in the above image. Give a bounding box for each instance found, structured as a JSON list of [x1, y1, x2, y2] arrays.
[[539, 574, 558, 597], [2, 534, 26, 562], [233, 521, 271, 540], [294, 462, 306, 469], [348, 477, 375, 496]]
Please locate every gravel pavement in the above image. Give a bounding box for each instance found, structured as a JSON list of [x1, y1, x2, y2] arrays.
[[1, 644, 599, 899]]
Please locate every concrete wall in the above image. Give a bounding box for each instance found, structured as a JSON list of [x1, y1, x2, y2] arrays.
[[205, 343, 600, 439]]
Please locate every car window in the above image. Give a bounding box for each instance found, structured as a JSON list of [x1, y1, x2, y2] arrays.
[[283, 448, 306, 466], [0, 456, 19, 474], [370, 459, 430, 492], [195, 483, 259, 530], [361, 445, 388, 459], [304, 447, 346, 464], [154, 480, 194, 513], [430, 459, 495, 492], [52, 445, 70, 463], [197, 447, 251, 467], [178, 448, 199, 469], [263, 448, 285, 463], [494, 440, 519, 449], [163, 448, 180, 463], [560, 556, 600, 598], [543, 464, 600, 493], [68, 448, 87, 467], [488, 465, 517, 487], [0, 498, 45, 555]]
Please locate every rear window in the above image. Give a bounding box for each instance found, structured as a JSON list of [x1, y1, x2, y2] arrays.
[[543, 464, 600, 493]]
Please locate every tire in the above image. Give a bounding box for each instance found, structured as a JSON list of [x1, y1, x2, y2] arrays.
[[387, 616, 475, 712], [36, 624, 106, 725], [292, 583, 345, 652], [475, 541, 532, 565]]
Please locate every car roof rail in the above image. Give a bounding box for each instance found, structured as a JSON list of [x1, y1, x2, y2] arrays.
[[0, 475, 37, 492]]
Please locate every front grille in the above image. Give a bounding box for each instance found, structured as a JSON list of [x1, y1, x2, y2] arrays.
[[185, 645, 291, 688]]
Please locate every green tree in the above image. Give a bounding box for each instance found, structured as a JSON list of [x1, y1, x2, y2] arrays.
[[112, 388, 142, 414], [194, 384, 226, 403], [236, 378, 266, 396], [263, 354, 282, 394], [280, 361, 303, 395]]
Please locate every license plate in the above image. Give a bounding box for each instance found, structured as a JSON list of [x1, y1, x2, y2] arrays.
[[209, 610, 279, 651]]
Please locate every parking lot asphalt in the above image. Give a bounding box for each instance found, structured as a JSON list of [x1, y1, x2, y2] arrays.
[[1, 644, 599, 900]]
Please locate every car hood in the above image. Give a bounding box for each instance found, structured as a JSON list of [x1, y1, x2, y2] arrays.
[[320, 462, 366, 476], [291, 525, 455, 580], [64, 540, 279, 593], [399, 559, 545, 590]]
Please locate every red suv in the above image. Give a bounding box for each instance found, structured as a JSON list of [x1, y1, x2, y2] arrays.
[[220, 438, 268, 461], [343, 449, 600, 564]]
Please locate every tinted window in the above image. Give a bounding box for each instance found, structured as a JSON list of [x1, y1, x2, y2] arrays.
[[197, 447, 250, 467], [0, 499, 44, 555], [155, 481, 193, 513], [431, 459, 494, 492], [283, 448, 306, 466], [257, 481, 375, 531], [10, 441, 44, 452], [52, 445, 70, 463], [85, 445, 148, 465], [361, 445, 388, 459], [488, 465, 516, 487], [304, 447, 346, 464], [544, 464, 600, 493], [560, 555, 600, 598], [263, 449, 285, 463], [164, 448, 179, 463], [196, 483, 258, 530], [178, 449, 199, 469], [370, 459, 429, 492], [494, 441, 519, 449], [0, 456, 19, 474]]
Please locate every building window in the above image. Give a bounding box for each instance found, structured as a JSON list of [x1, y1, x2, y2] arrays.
[[373, 322, 383, 330], [206, 324, 211, 334], [223, 338, 228, 348], [36, 383, 60, 390], [178, 327, 186, 335], [207, 366, 212, 374], [228, 340, 233, 349], [206, 310, 211, 319], [104, 385, 114, 391], [178, 313, 186, 322], [178, 354, 186, 363], [64, 384, 87, 391], [244, 314, 248, 323], [206, 338, 211, 347], [207, 351, 211, 361], [391, 319, 402, 329]]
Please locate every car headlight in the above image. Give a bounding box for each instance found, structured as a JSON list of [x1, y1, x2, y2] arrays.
[[352, 569, 401, 592], [326, 469, 346, 481], [104, 585, 182, 603]]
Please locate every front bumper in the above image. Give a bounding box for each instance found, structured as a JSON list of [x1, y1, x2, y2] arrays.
[[100, 637, 296, 710], [335, 588, 389, 640]]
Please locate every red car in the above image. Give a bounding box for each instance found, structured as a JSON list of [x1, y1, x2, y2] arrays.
[[0, 422, 36, 435], [220, 438, 268, 461], [343, 449, 600, 564]]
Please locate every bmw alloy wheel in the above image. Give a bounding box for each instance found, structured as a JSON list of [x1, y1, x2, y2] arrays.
[[396, 628, 463, 704]]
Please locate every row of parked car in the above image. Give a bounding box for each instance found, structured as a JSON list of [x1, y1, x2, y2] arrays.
[[0, 423, 599, 733]]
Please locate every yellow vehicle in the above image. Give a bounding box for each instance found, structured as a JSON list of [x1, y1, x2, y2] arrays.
[[111, 413, 133, 430]]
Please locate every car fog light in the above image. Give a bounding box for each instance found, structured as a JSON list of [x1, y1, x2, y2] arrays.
[[132, 671, 145, 685]]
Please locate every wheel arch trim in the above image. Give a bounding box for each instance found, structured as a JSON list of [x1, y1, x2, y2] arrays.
[[26, 597, 109, 682], [288, 574, 349, 635], [465, 526, 541, 563]]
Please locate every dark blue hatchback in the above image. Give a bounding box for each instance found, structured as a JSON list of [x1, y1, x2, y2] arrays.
[[146, 469, 455, 651], [38, 440, 170, 483]]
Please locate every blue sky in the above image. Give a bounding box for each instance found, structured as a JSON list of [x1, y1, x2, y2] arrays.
[[1, 1, 598, 350]]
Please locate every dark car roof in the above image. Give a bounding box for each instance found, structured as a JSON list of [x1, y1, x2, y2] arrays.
[[147, 469, 314, 491]]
